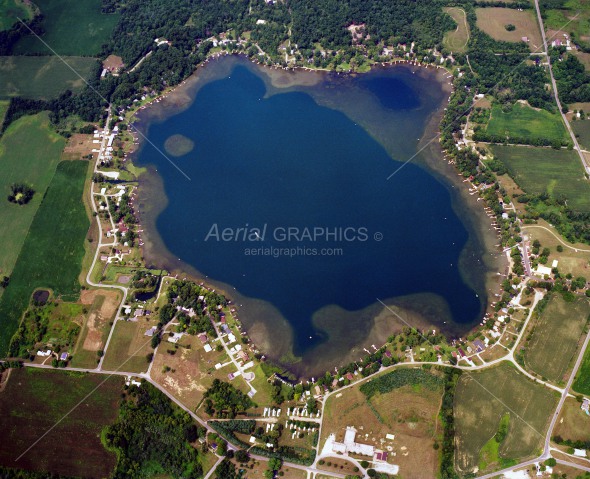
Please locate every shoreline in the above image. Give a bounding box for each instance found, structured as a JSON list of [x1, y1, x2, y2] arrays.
[[129, 53, 506, 378]]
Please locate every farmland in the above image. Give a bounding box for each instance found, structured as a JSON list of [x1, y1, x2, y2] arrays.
[[454, 363, 558, 474], [475, 8, 542, 51], [321, 367, 445, 479], [573, 343, 590, 395], [0, 56, 97, 100], [14, 0, 119, 56], [553, 397, 590, 444], [490, 145, 590, 212], [572, 119, 590, 150], [100, 318, 156, 373], [0, 0, 34, 31], [443, 7, 469, 53], [523, 294, 590, 384], [0, 112, 65, 278], [0, 368, 122, 478], [485, 103, 569, 145], [0, 160, 90, 356]]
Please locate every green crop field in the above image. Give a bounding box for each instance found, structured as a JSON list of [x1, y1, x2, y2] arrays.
[[443, 7, 470, 53], [0, 368, 122, 477], [572, 119, 590, 150], [454, 363, 558, 474], [524, 294, 590, 384], [13, 0, 119, 56], [490, 145, 590, 211], [0, 160, 90, 357], [486, 103, 569, 144], [0, 56, 97, 100], [0, 112, 65, 278], [0, 100, 9, 126], [0, 0, 34, 31], [573, 343, 590, 395]]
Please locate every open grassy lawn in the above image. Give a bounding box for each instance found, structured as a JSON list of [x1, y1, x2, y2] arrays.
[[443, 7, 470, 53], [524, 294, 590, 384], [545, 0, 590, 47], [475, 8, 543, 51], [14, 0, 119, 56], [572, 118, 590, 150], [454, 363, 559, 474], [486, 103, 569, 144], [0, 0, 34, 31], [0, 112, 65, 278], [573, 341, 590, 395], [522, 224, 590, 279], [101, 319, 157, 374], [0, 160, 90, 357], [0, 368, 122, 478], [554, 397, 590, 444], [0, 56, 97, 100], [321, 367, 444, 479], [490, 145, 590, 212]]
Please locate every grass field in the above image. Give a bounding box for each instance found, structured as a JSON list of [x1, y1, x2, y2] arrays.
[[554, 397, 590, 443], [0, 56, 97, 100], [486, 103, 569, 144], [0, 368, 122, 477], [545, 0, 590, 48], [321, 367, 444, 478], [0, 160, 90, 357], [524, 294, 590, 384], [0, 0, 34, 31], [13, 0, 119, 56], [490, 145, 590, 211], [572, 119, 590, 150], [0, 112, 65, 278], [573, 342, 590, 395], [454, 363, 559, 474], [101, 319, 156, 373], [475, 8, 542, 51], [443, 7, 470, 53]]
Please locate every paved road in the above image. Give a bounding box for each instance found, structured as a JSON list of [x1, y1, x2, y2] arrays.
[[534, 0, 590, 175]]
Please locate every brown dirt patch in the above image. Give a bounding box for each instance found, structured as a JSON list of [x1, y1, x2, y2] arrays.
[[102, 54, 124, 72], [62, 133, 96, 160], [77, 289, 121, 352]]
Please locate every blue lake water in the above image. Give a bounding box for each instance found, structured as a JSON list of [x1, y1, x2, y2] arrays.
[[136, 56, 494, 375]]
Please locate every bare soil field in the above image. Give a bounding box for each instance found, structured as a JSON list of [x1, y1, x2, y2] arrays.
[[553, 397, 590, 443]]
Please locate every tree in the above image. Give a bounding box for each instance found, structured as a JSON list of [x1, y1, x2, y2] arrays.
[[7, 183, 35, 205], [235, 449, 250, 463], [0, 276, 9, 288]]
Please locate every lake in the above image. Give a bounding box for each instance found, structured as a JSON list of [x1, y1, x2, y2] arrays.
[[134, 55, 501, 376]]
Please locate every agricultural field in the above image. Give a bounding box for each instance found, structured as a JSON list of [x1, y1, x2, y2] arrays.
[[0, 100, 8, 124], [0, 56, 97, 100], [574, 52, 590, 71], [553, 397, 590, 444], [101, 318, 158, 374], [454, 363, 559, 474], [0, 368, 122, 478], [0, 160, 90, 356], [443, 7, 470, 53], [0, 112, 66, 278], [70, 289, 122, 369], [490, 145, 590, 211], [485, 103, 569, 144], [572, 118, 590, 150], [321, 367, 445, 479], [14, 0, 119, 56], [475, 8, 543, 51], [573, 342, 590, 395], [523, 294, 590, 384], [0, 0, 34, 31]]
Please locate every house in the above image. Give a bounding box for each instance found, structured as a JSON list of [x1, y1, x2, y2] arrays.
[[345, 373, 354, 381], [60, 352, 69, 361], [238, 350, 249, 362], [36, 350, 52, 357], [582, 398, 589, 415], [144, 326, 157, 337], [167, 332, 184, 343], [204, 343, 213, 353], [197, 333, 208, 344], [331, 426, 375, 456], [473, 339, 485, 352], [384, 350, 392, 358]]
